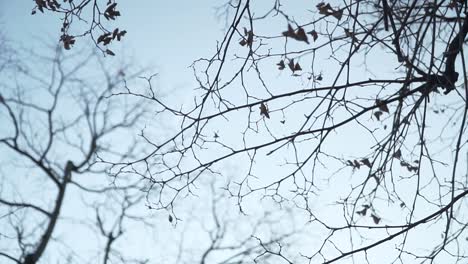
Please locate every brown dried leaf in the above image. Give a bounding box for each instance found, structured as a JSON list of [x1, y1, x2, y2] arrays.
[[112, 28, 119, 39], [332, 9, 343, 20], [277, 60, 285, 70], [371, 214, 381, 224], [374, 111, 383, 121], [393, 149, 402, 159], [288, 59, 295, 72], [361, 158, 372, 168], [344, 28, 359, 43], [308, 30, 318, 41], [97, 33, 110, 44], [35, 0, 45, 13], [102, 37, 112, 45], [104, 3, 120, 20], [282, 24, 296, 38], [116, 30, 126, 41], [61, 35, 75, 50], [295, 27, 309, 44], [260, 103, 270, 119], [408, 166, 418, 173], [294, 62, 302, 71], [317, 2, 333, 15], [376, 99, 389, 113], [105, 3, 117, 13], [246, 30, 254, 46], [353, 160, 361, 169], [105, 49, 115, 56], [357, 207, 367, 216]]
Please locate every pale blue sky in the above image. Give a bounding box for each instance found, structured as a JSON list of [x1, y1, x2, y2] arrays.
[[0, 0, 224, 99], [0, 1, 465, 263]]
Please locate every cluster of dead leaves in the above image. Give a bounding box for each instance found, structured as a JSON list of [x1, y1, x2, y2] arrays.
[[32, 0, 60, 14], [346, 158, 372, 169], [400, 160, 418, 173], [97, 28, 127, 56], [60, 34, 75, 50], [393, 149, 419, 173], [34, 0, 124, 53], [277, 59, 302, 73], [282, 24, 318, 44], [281, 5, 358, 48], [239, 28, 254, 47], [356, 205, 381, 224], [104, 2, 121, 20], [317, 2, 343, 20], [317, 3, 360, 45], [344, 28, 359, 43], [101, 2, 124, 55], [373, 99, 390, 121], [98, 28, 127, 45]]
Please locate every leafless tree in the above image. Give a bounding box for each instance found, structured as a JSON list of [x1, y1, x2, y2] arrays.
[[0, 43, 151, 264], [0, 36, 298, 264], [110, 0, 468, 263], [171, 181, 299, 264]]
